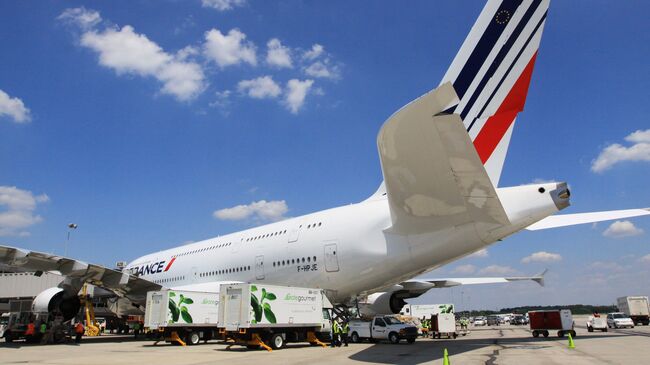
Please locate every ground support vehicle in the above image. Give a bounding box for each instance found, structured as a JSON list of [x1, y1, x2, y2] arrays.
[[145, 290, 220, 346], [349, 316, 418, 344], [473, 316, 486, 326], [431, 313, 457, 339], [617, 296, 650, 326], [218, 284, 332, 351], [606, 312, 635, 329], [400, 304, 454, 318], [529, 310, 575, 338], [586, 316, 607, 332]]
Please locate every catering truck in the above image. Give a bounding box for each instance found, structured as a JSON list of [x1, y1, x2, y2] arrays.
[[218, 283, 332, 350], [400, 304, 454, 318], [349, 315, 418, 344], [616, 296, 650, 326], [144, 290, 220, 345]]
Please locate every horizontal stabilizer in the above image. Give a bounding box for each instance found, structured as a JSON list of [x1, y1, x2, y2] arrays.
[[526, 208, 650, 230], [377, 82, 509, 234]]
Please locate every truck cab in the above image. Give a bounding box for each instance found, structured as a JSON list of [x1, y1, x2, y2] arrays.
[[349, 315, 418, 344]]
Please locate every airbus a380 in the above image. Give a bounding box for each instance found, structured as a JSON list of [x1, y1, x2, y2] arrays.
[[2, 0, 649, 320]]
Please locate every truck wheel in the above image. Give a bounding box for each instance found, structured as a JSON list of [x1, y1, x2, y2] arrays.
[[407, 337, 416, 344], [602, 328, 607, 332], [389, 332, 400, 344], [270, 333, 284, 349], [570, 330, 576, 337], [4, 332, 13, 343], [587, 326, 593, 332], [186, 332, 200, 346], [351, 332, 360, 343], [542, 331, 549, 338], [557, 331, 564, 338], [532, 330, 539, 338]]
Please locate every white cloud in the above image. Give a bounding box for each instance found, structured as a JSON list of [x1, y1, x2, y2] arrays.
[[78, 22, 205, 101], [640, 254, 650, 264], [213, 200, 288, 221], [470, 248, 489, 258], [58, 7, 101, 30], [478, 265, 517, 275], [203, 28, 257, 68], [591, 129, 650, 172], [266, 38, 292, 68], [602, 220, 644, 238], [303, 44, 324, 60], [0, 186, 49, 236], [209, 90, 232, 108], [201, 0, 246, 11], [521, 251, 562, 264], [0, 89, 31, 123], [237, 76, 281, 99], [304, 60, 340, 80], [284, 79, 313, 114], [451, 264, 476, 275]]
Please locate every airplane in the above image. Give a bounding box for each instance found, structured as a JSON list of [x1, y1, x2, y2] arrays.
[[2, 0, 649, 321]]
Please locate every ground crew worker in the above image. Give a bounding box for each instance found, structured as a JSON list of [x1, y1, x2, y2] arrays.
[[341, 320, 349, 347], [74, 322, 84, 343], [331, 320, 341, 347], [133, 321, 140, 339], [25, 321, 36, 342]]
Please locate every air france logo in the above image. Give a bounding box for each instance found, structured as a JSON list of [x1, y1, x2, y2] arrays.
[[130, 257, 176, 276]]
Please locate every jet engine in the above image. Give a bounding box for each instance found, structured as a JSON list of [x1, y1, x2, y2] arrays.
[[32, 287, 81, 321], [359, 292, 407, 316]]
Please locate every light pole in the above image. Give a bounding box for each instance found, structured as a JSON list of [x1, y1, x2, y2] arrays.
[[65, 223, 78, 257]]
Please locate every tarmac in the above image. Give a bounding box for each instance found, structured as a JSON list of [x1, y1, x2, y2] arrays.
[[2, 315, 649, 364]]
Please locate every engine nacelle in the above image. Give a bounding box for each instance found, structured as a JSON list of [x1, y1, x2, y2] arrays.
[[359, 292, 407, 316], [32, 287, 81, 322]]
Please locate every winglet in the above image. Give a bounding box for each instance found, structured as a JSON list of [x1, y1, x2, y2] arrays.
[[532, 268, 548, 287]]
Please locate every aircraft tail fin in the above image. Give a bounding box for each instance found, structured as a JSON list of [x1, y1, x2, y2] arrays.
[[441, 0, 550, 187]]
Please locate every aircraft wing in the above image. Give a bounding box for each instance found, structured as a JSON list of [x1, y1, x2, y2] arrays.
[[389, 270, 547, 299], [526, 208, 650, 230], [377, 82, 509, 234], [0, 245, 160, 302]]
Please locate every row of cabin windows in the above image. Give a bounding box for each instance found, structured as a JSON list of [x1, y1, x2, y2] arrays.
[[272, 256, 317, 267], [200, 266, 251, 278], [154, 275, 185, 284], [245, 230, 287, 242], [175, 242, 232, 258], [306, 222, 322, 229]]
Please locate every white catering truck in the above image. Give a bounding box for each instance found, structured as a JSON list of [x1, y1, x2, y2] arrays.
[[617, 296, 650, 326], [349, 315, 419, 344], [218, 283, 332, 350], [400, 304, 454, 318], [144, 290, 220, 345]]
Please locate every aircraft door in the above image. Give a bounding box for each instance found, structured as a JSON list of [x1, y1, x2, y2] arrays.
[[255, 255, 265, 280], [288, 223, 303, 243], [324, 242, 340, 272]]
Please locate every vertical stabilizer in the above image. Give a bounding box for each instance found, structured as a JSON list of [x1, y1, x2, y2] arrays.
[[441, 0, 549, 186]]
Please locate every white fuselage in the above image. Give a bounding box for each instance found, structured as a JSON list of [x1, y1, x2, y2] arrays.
[[124, 182, 565, 304]]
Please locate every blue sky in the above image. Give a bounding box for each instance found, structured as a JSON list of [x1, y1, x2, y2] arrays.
[[1, 0, 649, 309]]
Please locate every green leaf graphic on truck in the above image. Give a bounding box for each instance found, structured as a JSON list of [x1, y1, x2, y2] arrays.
[[250, 286, 277, 324], [168, 291, 194, 324]]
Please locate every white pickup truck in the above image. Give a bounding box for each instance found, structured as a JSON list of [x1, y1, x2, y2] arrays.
[[349, 316, 418, 344]]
